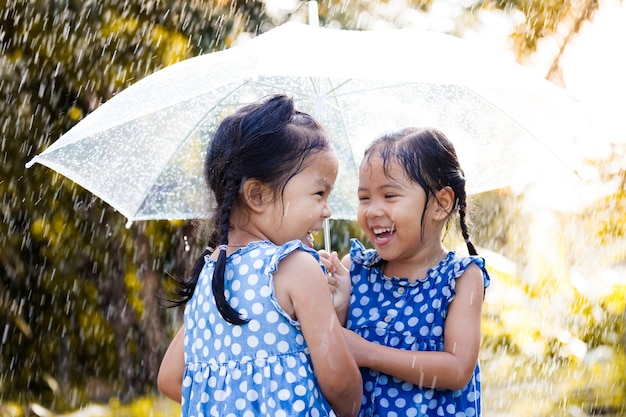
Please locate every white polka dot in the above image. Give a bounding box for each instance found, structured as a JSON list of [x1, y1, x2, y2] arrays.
[[264, 333, 276, 345], [247, 335, 259, 348], [253, 259, 264, 269], [251, 302, 263, 314], [246, 389, 258, 401], [293, 399, 306, 412], [231, 343, 241, 355], [277, 389, 291, 400], [248, 320, 260, 332], [238, 264, 249, 275], [277, 341, 289, 353], [231, 279, 240, 291], [294, 385, 307, 396], [252, 372, 262, 384], [259, 285, 271, 297], [266, 311, 279, 323], [248, 274, 259, 285], [277, 323, 290, 335], [194, 338, 204, 350], [213, 389, 226, 401], [235, 398, 246, 411]]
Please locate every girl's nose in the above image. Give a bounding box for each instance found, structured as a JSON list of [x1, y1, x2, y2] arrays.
[[322, 201, 332, 219], [364, 200, 384, 218]]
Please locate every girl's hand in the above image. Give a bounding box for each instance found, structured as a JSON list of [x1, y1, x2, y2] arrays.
[[318, 250, 351, 325]]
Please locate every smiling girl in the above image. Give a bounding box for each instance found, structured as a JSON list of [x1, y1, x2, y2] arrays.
[[322, 127, 490, 417]]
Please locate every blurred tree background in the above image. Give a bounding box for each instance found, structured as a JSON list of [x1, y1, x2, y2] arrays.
[[1, 0, 624, 415]]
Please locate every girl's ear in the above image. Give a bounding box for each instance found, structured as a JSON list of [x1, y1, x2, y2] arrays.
[[241, 178, 271, 213], [433, 186, 455, 220]]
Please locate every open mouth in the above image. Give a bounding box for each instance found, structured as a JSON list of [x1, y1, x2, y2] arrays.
[[371, 224, 395, 244], [303, 230, 317, 248]]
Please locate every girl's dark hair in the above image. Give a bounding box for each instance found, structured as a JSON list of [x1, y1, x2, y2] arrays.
[[173, 94, 331, 324], [363, 127, 478, 256]]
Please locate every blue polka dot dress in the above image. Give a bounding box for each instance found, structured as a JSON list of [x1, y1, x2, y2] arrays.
[[347, 239, 490, 417], [182, 240, 335, 417]]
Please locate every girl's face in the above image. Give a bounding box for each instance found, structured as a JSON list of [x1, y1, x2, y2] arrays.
[[357, 155, 434, 261], [267, 148, 338, 247]]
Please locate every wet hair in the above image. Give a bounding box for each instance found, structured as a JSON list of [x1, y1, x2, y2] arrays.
[[362, 127, 477, 256], [174, 94, 332, 324]]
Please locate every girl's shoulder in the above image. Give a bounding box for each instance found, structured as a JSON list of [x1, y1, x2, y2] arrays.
[[227, 240, 320, 262], [242, 239, 325, 276]]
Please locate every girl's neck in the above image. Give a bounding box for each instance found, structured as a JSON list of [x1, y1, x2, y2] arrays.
[[226, 229, 267, 248], [383, 245, 447, 282]]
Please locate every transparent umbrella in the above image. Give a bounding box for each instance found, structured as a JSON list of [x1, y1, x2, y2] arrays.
[[26, 21, 580, 227]]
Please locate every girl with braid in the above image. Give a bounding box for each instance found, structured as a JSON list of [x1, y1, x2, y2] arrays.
[[320, 127, 490, 417], [158, 94, 362, 417]]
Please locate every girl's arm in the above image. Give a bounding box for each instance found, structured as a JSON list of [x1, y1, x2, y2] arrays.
[[157, 325, 185, 403], [274, 251, 362, 417], [344, 263, 485, 390]]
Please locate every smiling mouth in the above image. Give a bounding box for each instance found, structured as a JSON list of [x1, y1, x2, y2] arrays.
[[303, 230, 317, 248], [372, 223, 395, 235], [371, 223, 395, 243]]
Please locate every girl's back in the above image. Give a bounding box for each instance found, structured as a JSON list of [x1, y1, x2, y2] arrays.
[[182, 240, 334, 417]]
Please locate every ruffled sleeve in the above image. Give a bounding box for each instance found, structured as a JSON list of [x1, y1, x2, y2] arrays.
[[446, 254, 490, 304], [349, 238, 381, 267]]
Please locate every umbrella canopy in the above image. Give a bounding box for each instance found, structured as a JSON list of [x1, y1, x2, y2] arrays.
[[26, 22, 580, 224]]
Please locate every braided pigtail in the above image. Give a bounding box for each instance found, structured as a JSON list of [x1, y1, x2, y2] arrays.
[[211, 176, 248, 325], [458, 197, 478, 256]]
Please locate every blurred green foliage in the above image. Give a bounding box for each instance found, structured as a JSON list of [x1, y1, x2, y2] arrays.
[[0, 0, 267, 409]]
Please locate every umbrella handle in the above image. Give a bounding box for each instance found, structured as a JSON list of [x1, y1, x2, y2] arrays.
[[323, 217, 331, 253], [308, 1, 319, 27]]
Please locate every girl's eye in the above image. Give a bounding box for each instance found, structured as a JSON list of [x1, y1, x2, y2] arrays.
[[358, 195, 369, 201], [385, 194, 398, 199]]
